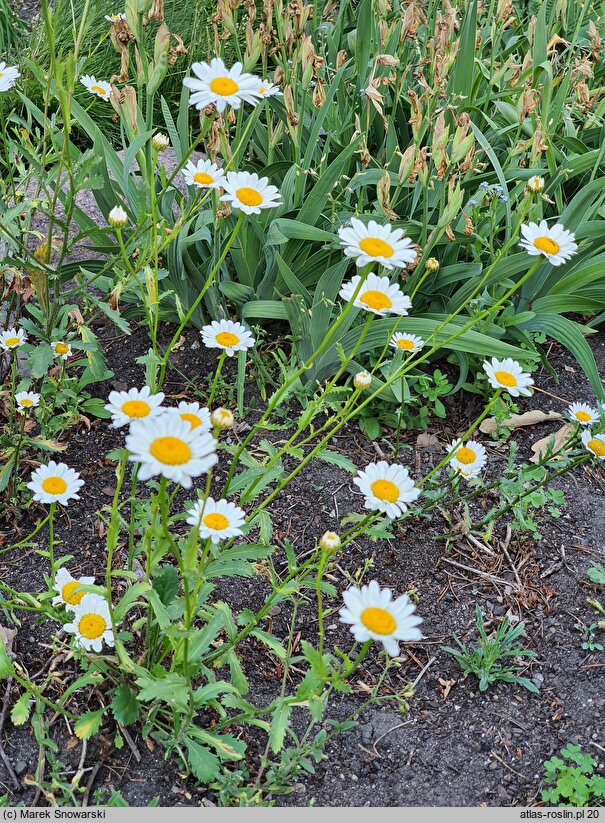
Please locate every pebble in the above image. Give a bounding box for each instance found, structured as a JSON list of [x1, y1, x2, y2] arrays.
[[14, 760, 27, 776]]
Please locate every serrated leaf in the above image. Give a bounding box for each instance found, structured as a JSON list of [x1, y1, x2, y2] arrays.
[[135, 673, 190, 712], [269, 700, 291, 754], [110, 684, 139, 726], [26, 345, 54, 379], [75, 707, 105, 740], [10, 693, 32, 726], [184, 738, 220, 782]]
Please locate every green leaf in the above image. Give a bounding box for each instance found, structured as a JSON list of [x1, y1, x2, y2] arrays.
[[74, 708, 106, 740], [152, 565, 180, 606], [110, 684, 139, 726], [184, 738, 220, 782], [269, 700, 292, 754], [26, 345, 54, 379], [10, 693, 32, 726], [315, 448, 358, 475], [135, 673, 190, 712], [449, 0, 477, 105], [0, 638, 15, 679]]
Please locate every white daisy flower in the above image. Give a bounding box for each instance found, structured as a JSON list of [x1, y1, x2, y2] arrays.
[[183, 58, 262, 113], [353, 460, 421, 519], [519, 220, 577, 266], [257, 80, 282, 98], [186, 496, 246, 544], [389, 332, 424, 354], [446, 439, 487, 478], [0, 63, 20, 93], [339, 579, 423, 657], [0, 327, 27, 350], [104, 386, 165, 429], [51, 341, 72, 360], [482, 358, 534, 397], [108, 205, 128, 227], [80, 75, 112, 101], [27, 461, 83, 506], [220, 171, 282, 215], [15, 391, 40, 412], [527, 175, 544, 193], [165, 401, 212, 432], [568, 402, 599, 426], [338, 218, 417, 270], [339, 272, 412, 317], [181, 158, 225, 190], [52, 568, 95, 611], [581, 430, 605, 459], [64, 593, 114, 652], [200, 319, 255, 357], [104, 13, 126, 21], [125, 416, 217, 488]]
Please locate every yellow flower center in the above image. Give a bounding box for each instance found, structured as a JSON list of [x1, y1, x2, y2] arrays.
[[19, 398, 33, 407], [370, 479, 399, 503], [42, 476, 67, 495], [203, 512, 230, 530], [455, 446, 476, 465], [121, 399, 151, 418], [149, 436, 192, 465], [359, 290, 392, 311], [0, 73, 4, 79], [259, 86, 266, 94], [209, 77, 239, 96], [5, 336, 20, 347], [361, 607, 396, 635], [180, 413, 202, 429], [533, 236, 560, 255], [193, 171, 214, 185], [396, 338, 415, 350], [588, 438, 605, 457], [54, 343, 69, 355], [62, 581, 86, 606], [215, 331, 240, 348], [494, 370, 517, 387], [235, 187, 263, 207], [359, 237, 394, 258], [575, 411, 591, 422], [78, 613, 106, 640], [91, 85, 108, 96]]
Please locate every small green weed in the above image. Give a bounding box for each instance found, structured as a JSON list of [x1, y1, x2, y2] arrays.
[[542, 744, 605, 807], [442, 604, 538, 693]]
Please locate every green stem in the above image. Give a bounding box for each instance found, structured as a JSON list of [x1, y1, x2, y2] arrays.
[[157, 212, 246, 389]]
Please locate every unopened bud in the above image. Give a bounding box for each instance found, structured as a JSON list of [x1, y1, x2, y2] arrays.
[[526, 175, 544, 193], [425, 257, 440, 273], [320, 531, 341, 553], [211, 407, 234, 430], [354, 371, 372, 389], [152, 132, 170, 151], [108, 205, 128, 227]]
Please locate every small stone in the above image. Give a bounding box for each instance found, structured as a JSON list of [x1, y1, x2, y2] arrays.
[[14, 760, 27, 776]]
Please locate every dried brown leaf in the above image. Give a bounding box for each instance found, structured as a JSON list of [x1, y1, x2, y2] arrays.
[[480, 409, 562, 433]]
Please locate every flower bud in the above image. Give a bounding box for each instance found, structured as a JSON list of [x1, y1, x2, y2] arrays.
[[425, 257, 440, 273], [354, 371, 372, 390], [108, 205, 128, 227], [211, 407, 234, 430], [526, 175, 544, 193], [152, 132, 170, 152], [320, 531, 341, 553]]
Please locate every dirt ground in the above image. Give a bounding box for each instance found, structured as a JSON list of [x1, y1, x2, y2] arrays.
[[0, 318, 603, 807]]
